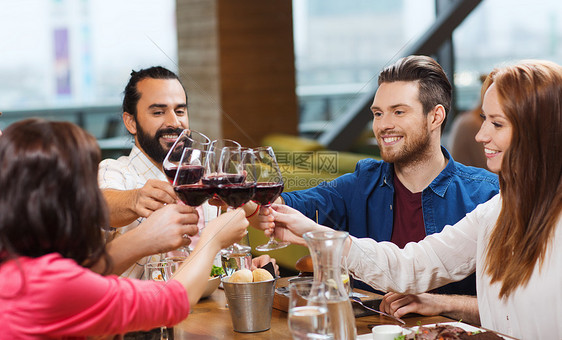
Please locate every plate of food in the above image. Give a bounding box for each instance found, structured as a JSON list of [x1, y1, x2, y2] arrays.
[[201, 265, 224, 298], [358, 322, 507, 340]]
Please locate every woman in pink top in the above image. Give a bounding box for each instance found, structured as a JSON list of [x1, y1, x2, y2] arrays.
[[0, 118, 250, 338]]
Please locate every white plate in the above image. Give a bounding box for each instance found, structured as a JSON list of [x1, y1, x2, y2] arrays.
[[357, 321, 503, 339]]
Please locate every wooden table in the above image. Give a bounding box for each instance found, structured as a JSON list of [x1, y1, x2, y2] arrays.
[[173, 278, 457, 339]]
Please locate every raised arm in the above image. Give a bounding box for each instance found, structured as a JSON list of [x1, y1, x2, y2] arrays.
[[172, 209, 249, 307], [102, 179, 177, 227], [343, 204, 483, 294], [91, 204, 199, 275]]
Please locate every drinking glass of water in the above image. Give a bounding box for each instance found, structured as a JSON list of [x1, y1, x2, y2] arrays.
[[145, 261, 174, 340], [288, 281, 333, 340]]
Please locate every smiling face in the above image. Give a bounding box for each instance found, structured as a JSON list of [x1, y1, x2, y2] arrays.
[[124, 77, 189, 164], [371, 81, 433, 165], [475, 83, 513, 173]]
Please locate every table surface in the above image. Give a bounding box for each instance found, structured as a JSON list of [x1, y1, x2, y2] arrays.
[[173, 278, 457, 339]]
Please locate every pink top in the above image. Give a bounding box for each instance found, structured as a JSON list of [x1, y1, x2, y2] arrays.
[[0, 253, 190, 339]]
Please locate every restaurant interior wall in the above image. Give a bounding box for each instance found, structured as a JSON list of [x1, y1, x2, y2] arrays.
[[175, 0, 299, 147]]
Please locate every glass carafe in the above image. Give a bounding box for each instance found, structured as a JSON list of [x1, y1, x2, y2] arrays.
[[303, 231, 357, 340]]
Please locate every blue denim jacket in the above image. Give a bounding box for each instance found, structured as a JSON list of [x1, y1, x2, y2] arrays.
[[282, 147, 499, 295]]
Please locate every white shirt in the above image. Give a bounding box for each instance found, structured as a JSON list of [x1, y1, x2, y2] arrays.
[[347, 194, 562, 339], [98, 145, 217, 279]]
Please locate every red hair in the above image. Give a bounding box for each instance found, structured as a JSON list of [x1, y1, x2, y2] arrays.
[[482, 61, 562, 298]]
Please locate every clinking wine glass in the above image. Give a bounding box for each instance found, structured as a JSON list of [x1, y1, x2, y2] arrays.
[[173, 148, 213, 206], [216, 147, 256, 257], [163, 129, 211, 184], [171, 148, 212, 254], [205, 139, 241, 218], [185, 129, 211, 150], [253, 146, 288, 251], [209, 139, 241, 152]]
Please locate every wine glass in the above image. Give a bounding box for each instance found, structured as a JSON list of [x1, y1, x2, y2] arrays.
[[288, 281, 332, 340], [145, 260, 174, 340], [209, 139, 241, 152], [173, 148, 212, 203], [215, 147, 256, 256], [172, 148, 214, 254], [163, 129, 211, 184], [253, 146, 288, 251], [204, 140, 241, 218], [162, 129, 189, 184], [185, 129, 211, 150]]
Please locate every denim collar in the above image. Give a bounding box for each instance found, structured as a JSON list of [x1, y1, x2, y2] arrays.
[[379, 146, 455, 198]]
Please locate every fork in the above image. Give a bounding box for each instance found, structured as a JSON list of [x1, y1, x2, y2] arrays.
[[350, 296, 406, 325]]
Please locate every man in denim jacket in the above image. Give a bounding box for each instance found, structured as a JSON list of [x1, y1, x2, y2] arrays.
[[253, 56, 498, 324]]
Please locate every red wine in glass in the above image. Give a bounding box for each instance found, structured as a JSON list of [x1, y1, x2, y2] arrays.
[[164, 165, 204, 185], [174, 184, 215, 206], [252, 182, 284, 206], [216, 183, 256, 208], [252, 146, 288, 252], [202, 173, 245, 187]]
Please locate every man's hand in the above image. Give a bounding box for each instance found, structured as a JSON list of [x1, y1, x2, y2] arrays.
[[251, 254, 279, 277], [103, 179, 178, 227], [133, 179, 177, 217]]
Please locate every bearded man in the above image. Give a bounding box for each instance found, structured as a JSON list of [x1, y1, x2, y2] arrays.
[[99, 66, 276, 279], [250, 56, 499, 324]]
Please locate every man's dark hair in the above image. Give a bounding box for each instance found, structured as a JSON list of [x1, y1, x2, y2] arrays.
[[378, 55, 452, 133], [122, 66, 186, 118]]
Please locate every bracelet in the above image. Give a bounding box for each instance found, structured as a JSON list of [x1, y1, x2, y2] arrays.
[[246, 204, 260, 218]]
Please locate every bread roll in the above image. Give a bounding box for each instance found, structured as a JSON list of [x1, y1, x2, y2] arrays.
[[295, 255, 313, 273], [252, 268, 274, 282], [229, 269, 253, 283]]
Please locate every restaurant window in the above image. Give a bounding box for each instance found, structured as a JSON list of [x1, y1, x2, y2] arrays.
[[293, 0, 562, 140], [453, 0, 562, 111], [0, 0, 178, 138], [293, 0, 436, 138]]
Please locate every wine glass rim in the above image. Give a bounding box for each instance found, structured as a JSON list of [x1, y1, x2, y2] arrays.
[[185, 129, 211, 146], [252, 146, 274, 151], [302, 230, 349, 241], [210, 138, 241, 147]]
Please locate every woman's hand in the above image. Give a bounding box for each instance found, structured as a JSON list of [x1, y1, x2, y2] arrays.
[[262, 204, 330, 247], [200, 208, 249, 250], [134, 203, 199, 254]]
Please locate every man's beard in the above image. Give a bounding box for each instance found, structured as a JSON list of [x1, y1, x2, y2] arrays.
[[136, 124, 184, 164], [378, 123, 431, 166]]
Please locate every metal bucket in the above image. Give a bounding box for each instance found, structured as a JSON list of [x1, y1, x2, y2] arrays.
[[221, 276, 277, 333]]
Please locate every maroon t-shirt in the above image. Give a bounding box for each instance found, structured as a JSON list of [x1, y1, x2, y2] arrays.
[[390, 174, 426, 248]]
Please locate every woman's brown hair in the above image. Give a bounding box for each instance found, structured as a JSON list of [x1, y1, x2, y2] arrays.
[[0, 118, 112, 273], [482, 61, 562, 298]]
